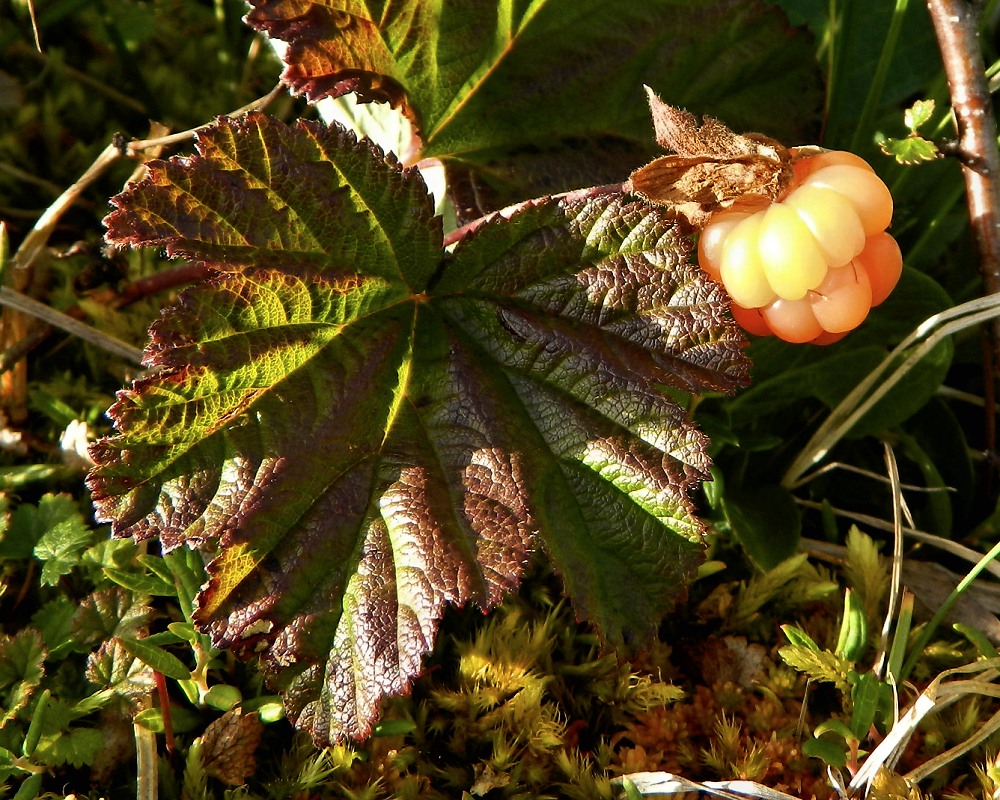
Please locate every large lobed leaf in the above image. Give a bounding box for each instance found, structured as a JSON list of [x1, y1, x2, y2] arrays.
[[247, 0, 821, 201], [88, 112, 748, 743]]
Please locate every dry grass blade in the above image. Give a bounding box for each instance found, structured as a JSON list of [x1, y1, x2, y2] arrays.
[[617, 771, 802, 800], [782, 293, 1000, 489], [849, 659, 1000, 792]]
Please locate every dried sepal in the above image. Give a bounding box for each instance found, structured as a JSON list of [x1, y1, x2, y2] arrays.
[[629, 87, 793, 228]]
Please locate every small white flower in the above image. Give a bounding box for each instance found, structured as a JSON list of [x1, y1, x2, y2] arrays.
[[59, 419, 95, 470]]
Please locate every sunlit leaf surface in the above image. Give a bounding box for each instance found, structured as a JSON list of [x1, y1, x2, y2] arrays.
[[89, 112, 748, 743], [247, 0, 821, 202]]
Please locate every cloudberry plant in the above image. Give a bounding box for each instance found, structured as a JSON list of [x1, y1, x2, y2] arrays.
[[697, 149, 903, 344]]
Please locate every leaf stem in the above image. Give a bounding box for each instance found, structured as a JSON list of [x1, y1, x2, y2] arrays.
[[441, 182, 627, 248]]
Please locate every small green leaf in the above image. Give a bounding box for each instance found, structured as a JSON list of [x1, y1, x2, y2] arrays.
[[849, 672, 882, 739], [802, 736, 848, 767], [835, 589, 868, 662], [81, 536, 138, 575], [30, 494, 94, 586], [72, 588, 154, 649], [138, 553, 181, 586], [703, 466, 725, 510], [371, 718, 416, 737], [620, 776, 645, 800], [117, 637, 192, 681], [104, 566, 177, 596], [29, 597, 77, 660], [887, 591, 915, 684], [778, 644, 851, 694], [85, 639, 156, 707], [166, 622, 199, 644], [133, 707, 166, 733], [0, 745, 17, 783], [904, 99, 935, 132], [21, 689, 50, 758], [876, 132, 939, 165], [0, 465, 73, 492], [11, 773, 44, 800], [140, 631, 186, 647], [953, 623, 1000, 659], [813, 719, 857, 742], [0, 630, 45, 727], [2, 494, 78, 560], [204, 684, 242, 711], [844, 526, 887, 626], [781, 624, 820, 652], [134, 705, 200, 734], [32, 727, 104, 769]]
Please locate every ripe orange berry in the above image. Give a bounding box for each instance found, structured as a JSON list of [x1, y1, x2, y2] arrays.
[[729, 302, 772, 337], [762, 297, 823, 343], [697, 148, 901, 344], [854, 232, 903, 307], [802, 165, 893, 236], [809, 262, 872, 333]]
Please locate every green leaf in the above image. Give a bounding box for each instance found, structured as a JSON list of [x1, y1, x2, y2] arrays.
[[0, 745, 19, 784], [133, 705, 201, 734], [802, 735, 848, 768], [104, 566, 177, 596], [34, 519, 95, 586], [117, 636, 192, 681], [2, 493, 84, 561], [85, 639, 156, 709], [248, 0, 820, 200], [32, 727, 104, 769], [88, 113, 748, 743], [849, 672, 883, 740], [904, 99, 935, 132], [204, 684, 242, 711], [835, 589, 868, 662], [844, 526, 887, 626], [0, 630, 45, 727], [875, 133, 939, 165], [721, 484, 800, 571], [29, 597, 78, 660], [72, 588, 155, 650], [778, 644, 851, 695], [780, 624, 820, 652], [81, 536, 139, 576]]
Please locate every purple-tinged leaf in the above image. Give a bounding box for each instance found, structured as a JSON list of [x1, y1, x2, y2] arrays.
[[246, 0, 821, 181], [89, 112, 747, 743]]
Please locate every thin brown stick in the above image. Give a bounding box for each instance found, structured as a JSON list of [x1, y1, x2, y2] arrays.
[[926, 0, 1000, 460], [926, 2, 1000, 281], [927, 0, 1000, 489]]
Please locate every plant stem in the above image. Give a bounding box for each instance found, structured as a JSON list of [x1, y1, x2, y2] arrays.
[[925, 0, 1000, 368], [441, 182, 627, 249]]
